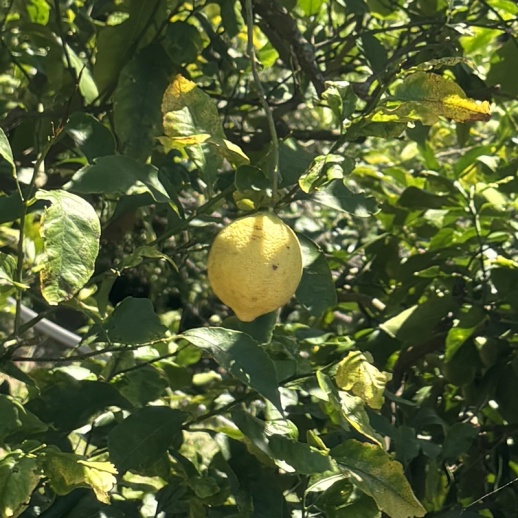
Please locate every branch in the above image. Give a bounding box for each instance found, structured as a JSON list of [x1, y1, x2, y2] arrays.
[[250, 0, 326, 97]]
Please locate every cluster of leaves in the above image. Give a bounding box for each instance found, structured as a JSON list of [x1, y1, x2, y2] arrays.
[[0, 0, 517, 517]]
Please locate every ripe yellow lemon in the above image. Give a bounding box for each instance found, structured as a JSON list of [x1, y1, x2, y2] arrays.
[[207, 212, 303, 322]]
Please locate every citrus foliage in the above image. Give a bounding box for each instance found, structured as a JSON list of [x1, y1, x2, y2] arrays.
[[0, 0, 517, 516]]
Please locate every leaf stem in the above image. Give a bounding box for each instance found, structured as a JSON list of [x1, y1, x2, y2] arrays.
[[245, 0, 280, 205]]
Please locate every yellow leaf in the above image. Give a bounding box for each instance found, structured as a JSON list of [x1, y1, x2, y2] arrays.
[[335, 351, 392, 410]]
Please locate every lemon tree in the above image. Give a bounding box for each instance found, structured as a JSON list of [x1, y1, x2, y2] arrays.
[[0, 1, 518, 517]]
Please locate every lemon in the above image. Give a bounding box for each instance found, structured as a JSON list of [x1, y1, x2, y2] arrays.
[[207, 212, 303, 322]]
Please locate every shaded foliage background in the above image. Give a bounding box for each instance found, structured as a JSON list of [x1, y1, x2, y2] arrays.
[[0, 0, 518, 516]]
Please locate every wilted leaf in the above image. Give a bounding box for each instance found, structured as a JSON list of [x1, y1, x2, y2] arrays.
[[336, 351, 392, 410], [108, 407, 187, 472], [379, 72, 491, 125], [317, 372, 383, 446], [161, 74, 225, 184], [41, 450, 117, 504], [35, 190, 101, 305], [332, 440, 426, 518], [183, 327, 282, 412]]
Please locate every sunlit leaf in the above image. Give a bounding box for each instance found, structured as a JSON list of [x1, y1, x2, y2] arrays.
[[35, 190, 101, 305], [41, 450, 117, 504], [332, 440, 426, 518], [379, 72, 491, 125], [336, 351, 392, 410], [183, 327, 282, 412]]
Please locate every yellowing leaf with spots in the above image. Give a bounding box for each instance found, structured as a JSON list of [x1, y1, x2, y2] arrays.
[[374, 72, 490, 125], [335, 351, 392, 410]]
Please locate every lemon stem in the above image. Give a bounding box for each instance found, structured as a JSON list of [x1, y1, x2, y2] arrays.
[[245, 0, 279, 206]]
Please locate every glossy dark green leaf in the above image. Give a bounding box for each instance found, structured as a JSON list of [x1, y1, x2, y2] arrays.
[[440, 422, 478, 462], [296, 235, 337, 316], [65, 113, 116, 162], [114, 45, 173, 162], [26, 372, 131, 432], [105, 297, 168, 345], [66, 155, 170, 202], [108, 407, 187, 472], [35, 190, 101, 305], [183, 327, 282, 412], [93, 0, 167, 95], [313, 180, 378, 217]]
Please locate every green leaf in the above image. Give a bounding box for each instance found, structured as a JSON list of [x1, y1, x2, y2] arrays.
[[440, 422, 478, 462], [313, 180, 378, 217], [26, 372, 131, 433], [41, 450, 117, 504], [231, 410, 333, 474], [93, 0, 166, 94], [182, 327, 282, 412], [296, 235, 337, 316], [64, 113, 116, 162], [0, 360, 36, 387], [108, 407, 187, 472], [322, 80, 358, 124], [66, 155, 171, 203], [487, 38, 518, 97], [115, 365, 168, 406], [360, 34, 388, 74], [0, 253, 26, 291], [114, 45, 173, 162], [269, 434, 334, 474], [35, 190, 101, 305], [0, 128, 15, 178], [0, 395, 47, 443], [298, 0, 324, 15], [335, 351, 392, 410], [0, 193, 23, 225], [65, 44, 99, 105], [105, 297, 168, 345], [380, 294, 456, 343], [332, 440, 426, 518], [444, 305, 486, 363], [162, 21, 203, 64], [299, 154, 355, 193], [218, 0, 245, 38], [0, 452, 41, 518]]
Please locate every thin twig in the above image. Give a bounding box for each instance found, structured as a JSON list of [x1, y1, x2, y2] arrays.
[[245, 0, 280, 204]]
